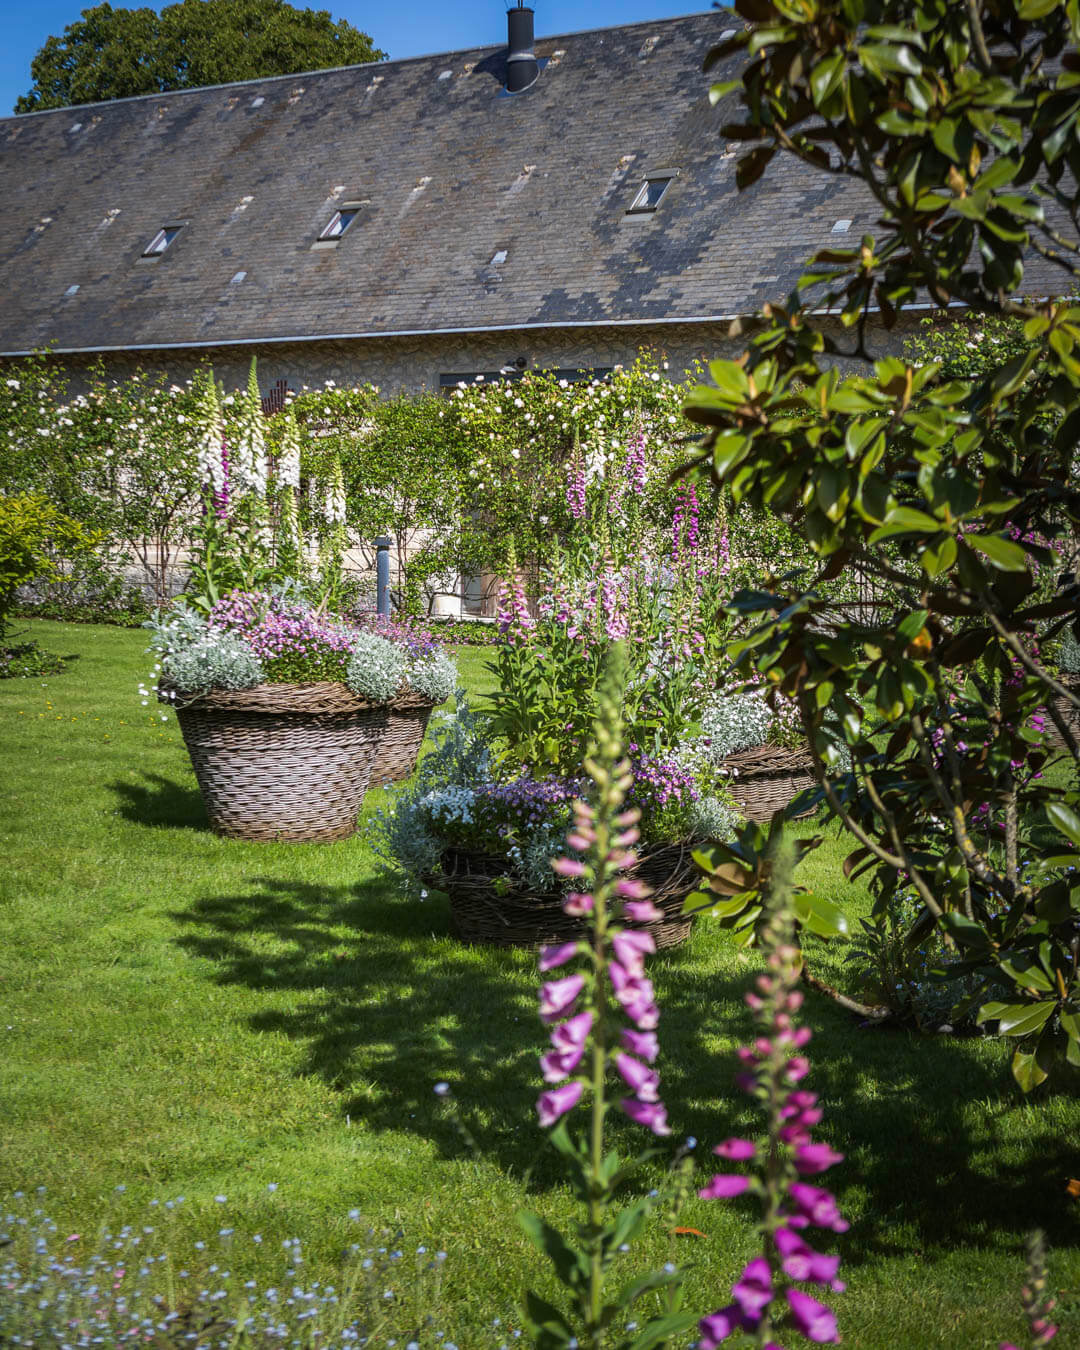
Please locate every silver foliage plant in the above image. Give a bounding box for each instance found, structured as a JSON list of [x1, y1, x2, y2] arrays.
[[697, 689, 772, 762], [1059, 629, 1080, 675], [144, 602, 210, 659], [406, 651, 457, 705], [160, 631, 264, 694], [372, 694, 494, 882], [345, 631, 407, 702], [688, 792, 741, 843]]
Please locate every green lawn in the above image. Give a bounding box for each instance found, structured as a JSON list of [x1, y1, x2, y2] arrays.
[[1, 620, 1078, 1347]]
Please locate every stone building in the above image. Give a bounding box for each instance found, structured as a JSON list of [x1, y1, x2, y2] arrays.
[[0, 6, 949, 397]]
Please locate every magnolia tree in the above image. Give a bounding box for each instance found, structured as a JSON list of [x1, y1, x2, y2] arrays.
[[684, 0, 1080, 1090]]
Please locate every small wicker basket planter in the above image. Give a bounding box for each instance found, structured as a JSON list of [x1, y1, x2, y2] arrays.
[[424, 840, 699, 949], [162, 681, 391, 842], [718, 744, 818, 824], [370, 694, 438, 785]]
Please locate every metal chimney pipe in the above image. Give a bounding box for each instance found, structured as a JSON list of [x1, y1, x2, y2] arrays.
[[506, 5, 539, 93]]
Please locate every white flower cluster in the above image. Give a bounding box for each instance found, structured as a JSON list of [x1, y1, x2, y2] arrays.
[[406, 652, 457, 705], [277, 412, 301, 491], [345, 632, 406, 702], [324, 477, 347, 525], [231, 365, 268, 497], [160, 632, 264, 695], [195, 378, 226, 495]]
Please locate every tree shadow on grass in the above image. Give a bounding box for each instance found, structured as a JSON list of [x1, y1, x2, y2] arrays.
[[172, 876, 574, 1186], [111, 771, 207, 830], [171, 880, 1080, 1250], [660, 955, 1080, 1265]]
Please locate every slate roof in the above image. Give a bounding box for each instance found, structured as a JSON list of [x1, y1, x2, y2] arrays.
[[0, 8, 1064, 357]]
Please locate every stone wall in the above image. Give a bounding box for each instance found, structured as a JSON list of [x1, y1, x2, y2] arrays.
[[11, 315, 927, 397]]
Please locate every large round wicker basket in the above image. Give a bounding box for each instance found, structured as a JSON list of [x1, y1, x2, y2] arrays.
[[424, 841, 699, 949], [163, 681, 390, 842], [370, 696, 437, 785], [718, 744, 818, 823]]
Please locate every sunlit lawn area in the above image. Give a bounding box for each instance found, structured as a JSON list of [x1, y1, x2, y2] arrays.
[[1, 619, 1078, 1346]]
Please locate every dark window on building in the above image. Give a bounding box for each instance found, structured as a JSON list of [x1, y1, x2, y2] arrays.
[[142, 225, 182, 257], [627, 175, 676, 213], [319, 208, 359, 241]]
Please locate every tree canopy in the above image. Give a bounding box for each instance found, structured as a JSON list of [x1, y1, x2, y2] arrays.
[[685, 0, 1080, 1090], [15, 0, 385, 114]]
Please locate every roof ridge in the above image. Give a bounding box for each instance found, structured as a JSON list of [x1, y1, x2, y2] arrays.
[[1, 8, 724, 124]]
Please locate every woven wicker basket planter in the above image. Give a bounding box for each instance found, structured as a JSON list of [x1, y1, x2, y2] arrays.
[[163, 681, 391, 842], [370, 696, 437, 785], [424, 841, 698, 949], [1042, 678, 1080, 750], [718, 744, 818, 824]]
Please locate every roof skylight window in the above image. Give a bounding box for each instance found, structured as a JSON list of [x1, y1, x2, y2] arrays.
[[627, 175, 675, 214], [318, 208, 358, 241], [142, 225, 181, 257]]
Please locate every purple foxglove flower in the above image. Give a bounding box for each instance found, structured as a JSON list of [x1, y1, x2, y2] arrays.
[[793, 1142, 844, 1175], [698, 1173, 751, 1200], [536, 1080, 583, 1127], [621, 996, 660, 1030], [551, 1011, 593, 1052], [614, 807, 641, 826], [613, 826, 641, 846], [731, 1257, 772, 1321], [788, 1183, 849, 1233], [609, 960, 654, 1002], [539, 973, 585, 1024], [619, 1096, 670, 1135], [563, 892, 594, 916], [785, 1056, 810, 1082], [607, 849, 638, 870], [612, 929, 656, 973], [713, 1137, 756, 1160], [615, 877, 652, 900], [623, 899, 664, 922], [540, 1043, 586, 1084], [785, 1288, 838, 1343], [538, 941, 580, 973], [566, 832, 593, 851], [619, 1027, 658, 1062], [775, 1228, 841, 1285], [698, 1307, 742, 1348], [615, 1052, 660, 1101], [551, 856, 586, 878]]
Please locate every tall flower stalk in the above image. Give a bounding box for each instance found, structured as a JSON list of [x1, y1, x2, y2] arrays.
[[698, 844, 846, 1348], [518, 643, 694, 1350]]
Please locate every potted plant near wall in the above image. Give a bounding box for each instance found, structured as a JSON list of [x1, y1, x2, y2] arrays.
[[149, 586, 456, 841]]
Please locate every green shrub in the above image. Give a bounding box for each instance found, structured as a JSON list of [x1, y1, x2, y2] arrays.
[[0, 494, 99, 647]]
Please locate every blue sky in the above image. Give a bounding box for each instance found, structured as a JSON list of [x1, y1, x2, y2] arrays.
[[0, 1, 710, 116]]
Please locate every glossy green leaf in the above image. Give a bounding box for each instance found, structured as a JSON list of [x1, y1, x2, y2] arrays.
[[967, 533, 1029, 572], [1046, 800, 1080, 846]]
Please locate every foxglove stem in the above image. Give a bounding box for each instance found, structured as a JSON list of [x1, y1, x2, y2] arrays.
[[698, 843, 844, 1349]]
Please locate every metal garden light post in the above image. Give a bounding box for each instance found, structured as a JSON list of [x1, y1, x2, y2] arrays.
[[375, 536, 392, 617]]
